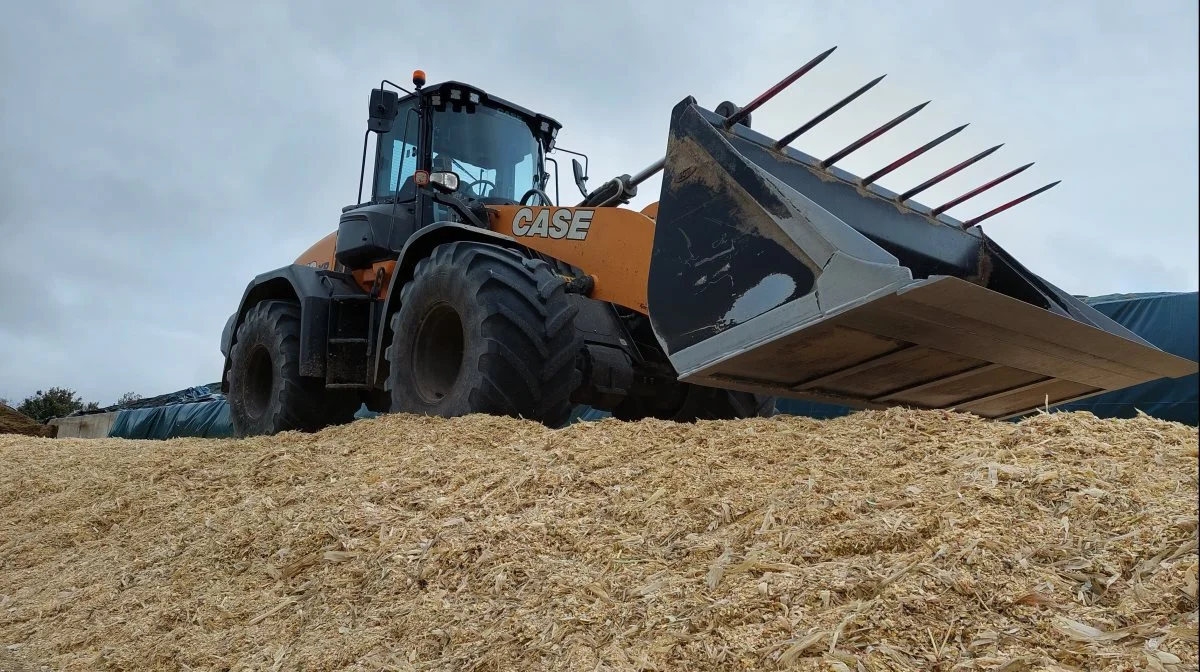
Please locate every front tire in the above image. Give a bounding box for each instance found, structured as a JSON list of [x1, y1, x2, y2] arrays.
[[385, 242, 583, 427], [227, 300, 360, 437]]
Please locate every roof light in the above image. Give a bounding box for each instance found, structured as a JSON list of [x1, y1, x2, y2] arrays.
[[540, 121, 550, 132], [431, 94, 441, 106], [449, 89, 462, 101], [468, 92, 480, 104]]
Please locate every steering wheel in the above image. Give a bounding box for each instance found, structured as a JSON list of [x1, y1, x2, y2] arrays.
[[519, 188, 554, 206], [464, 178, 497, 198]]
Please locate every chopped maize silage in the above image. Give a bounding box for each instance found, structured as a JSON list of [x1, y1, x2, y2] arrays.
[[0, 405, 50, 438], [0, 408, 1196, 671]]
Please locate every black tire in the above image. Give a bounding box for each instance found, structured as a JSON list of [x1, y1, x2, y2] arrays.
[[227, 300, 361, 437], [614, 383, 776, 422], [385, 241, 583, 427]]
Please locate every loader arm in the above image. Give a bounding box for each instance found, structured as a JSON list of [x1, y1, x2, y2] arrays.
[[484, 204, 656, 314]]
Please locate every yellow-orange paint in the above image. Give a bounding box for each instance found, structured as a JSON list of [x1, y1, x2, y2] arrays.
[[294, 230, 338, 270], [353, 260, 397, 298], [487, 205, 655, 313], [295, 203, 658, 310], [293, 231, 395, 298]]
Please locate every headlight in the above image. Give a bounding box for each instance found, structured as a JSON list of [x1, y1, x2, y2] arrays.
[[430, 171, 459, 192]]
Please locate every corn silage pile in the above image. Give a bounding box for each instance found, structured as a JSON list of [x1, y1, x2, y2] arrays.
[[1, 409, 1197, 671], [0, 405, 50, 438]]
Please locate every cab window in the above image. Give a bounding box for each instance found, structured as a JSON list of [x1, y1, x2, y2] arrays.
[[373, 100, 420, 201]]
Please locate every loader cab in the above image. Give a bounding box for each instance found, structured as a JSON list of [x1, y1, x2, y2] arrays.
[[389, 80, 560, 206], [337, 78, 562, 270]]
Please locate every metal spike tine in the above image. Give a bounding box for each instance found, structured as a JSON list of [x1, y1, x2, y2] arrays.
[[896, 143, 1003, 202], [860, 124, 968, 186], [725, 46, 837, 128], [930, 162, 1034, 216], [820, 101, 929, 169], [774, 75, 887, 149], [961, 181, 1061, 228]]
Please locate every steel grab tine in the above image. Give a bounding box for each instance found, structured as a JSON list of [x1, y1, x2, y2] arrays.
[[821, 101, 929, 169], [962, 181, 1061, 228], [724, 46, 837, 128], [860, 124, 968, 187], [896, 144, 1003, 202], [931, 162, 1034, 217], [774, 75, 886, 149]]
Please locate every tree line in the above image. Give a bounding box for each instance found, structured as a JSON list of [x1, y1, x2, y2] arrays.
[[0, 388, 142, 423]]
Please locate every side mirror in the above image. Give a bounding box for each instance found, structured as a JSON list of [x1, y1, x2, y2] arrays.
[[368, 88, 400, 133], [572, 158, 589, 198]]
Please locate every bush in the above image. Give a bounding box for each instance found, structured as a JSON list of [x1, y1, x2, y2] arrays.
[[17, 387, 99, 423]]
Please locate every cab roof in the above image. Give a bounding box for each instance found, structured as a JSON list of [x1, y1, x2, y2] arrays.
[[403, 80, 563, 149]]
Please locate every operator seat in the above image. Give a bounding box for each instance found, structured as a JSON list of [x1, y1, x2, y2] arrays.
[[431, 154, 453, 174]]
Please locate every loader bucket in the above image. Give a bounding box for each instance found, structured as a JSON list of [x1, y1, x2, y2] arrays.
[[647, 93, 1197, 419]]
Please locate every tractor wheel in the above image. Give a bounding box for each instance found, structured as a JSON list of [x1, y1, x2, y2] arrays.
[[385, 241, 583, 427], [227, 300, 360, 437], [614, 383, 777, 422]]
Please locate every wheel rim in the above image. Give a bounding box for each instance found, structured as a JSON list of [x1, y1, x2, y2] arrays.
[[243, 344, 274, 421], [411, 303, 464, 404]]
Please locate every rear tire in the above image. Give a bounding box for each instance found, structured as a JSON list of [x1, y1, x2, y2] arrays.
[[385, 242, 583, 427], [614, 383, 776, 422], [227, 300, 360, 437]]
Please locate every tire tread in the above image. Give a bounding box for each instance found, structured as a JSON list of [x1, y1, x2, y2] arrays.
[[386, 242, 583, 427]]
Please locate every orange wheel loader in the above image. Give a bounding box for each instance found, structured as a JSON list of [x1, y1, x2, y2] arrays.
[[219, 54, 1198, 437]]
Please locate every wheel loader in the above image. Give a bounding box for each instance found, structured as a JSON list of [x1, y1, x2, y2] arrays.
[[219, 52, 1198, 437]]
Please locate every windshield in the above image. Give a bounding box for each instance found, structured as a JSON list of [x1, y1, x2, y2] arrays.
[[431, 104, 542, 202]]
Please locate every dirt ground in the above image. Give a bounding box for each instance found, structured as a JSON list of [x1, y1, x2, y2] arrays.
[[1, 409, 1196, 671]]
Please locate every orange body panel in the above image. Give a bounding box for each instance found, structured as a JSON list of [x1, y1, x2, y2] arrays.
[[352, 260, 397, 299], [294, 231, 338, 270], [294, 231, 396, 299], [487, 205, 656, 313], [294, 203, 658, 309]]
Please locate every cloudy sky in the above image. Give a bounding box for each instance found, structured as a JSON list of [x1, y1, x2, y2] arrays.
[[1, 0, 1197, 407]]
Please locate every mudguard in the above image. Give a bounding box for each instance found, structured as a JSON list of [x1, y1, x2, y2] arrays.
[[370, 222, 531, 385], [220, 264, 365, 390]]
